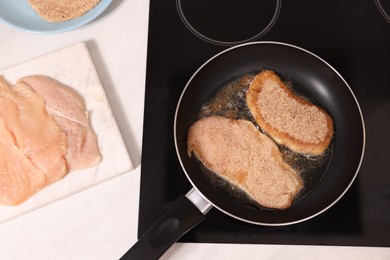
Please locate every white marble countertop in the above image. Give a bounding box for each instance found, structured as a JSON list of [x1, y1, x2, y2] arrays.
[[0, 1, 389, 259]]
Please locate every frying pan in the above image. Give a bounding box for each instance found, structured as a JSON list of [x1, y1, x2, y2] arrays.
[[125, 42, 365, 259]]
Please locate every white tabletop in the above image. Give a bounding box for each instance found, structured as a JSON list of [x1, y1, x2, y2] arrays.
[[0, 1, 389, 259]]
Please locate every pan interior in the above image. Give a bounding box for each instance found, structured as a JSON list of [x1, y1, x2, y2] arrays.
[[175, 42, 365, 225], [194, 70, 334, 208]]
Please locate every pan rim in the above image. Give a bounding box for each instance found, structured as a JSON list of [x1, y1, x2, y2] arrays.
[[174, 41, 366, 226]]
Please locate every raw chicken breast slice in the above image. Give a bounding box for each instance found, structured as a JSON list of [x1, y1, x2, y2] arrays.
[[0, 76, 67, 205], [0, 117, 46, 205], [18, 75, 102, 171], [0, 76, 67, 187]]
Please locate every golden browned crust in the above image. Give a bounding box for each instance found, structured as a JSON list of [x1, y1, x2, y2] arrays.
[[187, 116, 303, 209], [246, 70, 334, 155], [28, 0, 101, 22]]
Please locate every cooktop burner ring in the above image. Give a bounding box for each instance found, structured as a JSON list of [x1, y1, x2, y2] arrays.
[[176, 0, 281, 46], [375, 0, 390, 23]]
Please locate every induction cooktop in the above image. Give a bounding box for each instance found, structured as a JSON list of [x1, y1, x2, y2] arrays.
[[138, 0, 390, 247]]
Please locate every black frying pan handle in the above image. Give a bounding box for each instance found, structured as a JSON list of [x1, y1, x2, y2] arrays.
[[122, 189, 211, 259]]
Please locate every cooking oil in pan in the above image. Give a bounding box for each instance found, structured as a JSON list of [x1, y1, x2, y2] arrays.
[[195, 70, 334, 210]]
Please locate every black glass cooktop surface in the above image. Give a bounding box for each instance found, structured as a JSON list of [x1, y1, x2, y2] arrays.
[[138, 0, 390, 246]]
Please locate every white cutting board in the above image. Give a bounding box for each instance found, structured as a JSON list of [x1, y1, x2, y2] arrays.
[[0, 42, 133, 223]]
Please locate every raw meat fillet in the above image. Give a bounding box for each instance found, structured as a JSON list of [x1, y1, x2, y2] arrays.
[[0, 117, 46, 206], [17, 75, 102, 171], [0, 76, 66, 205], [0, 77, 67, 187]]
